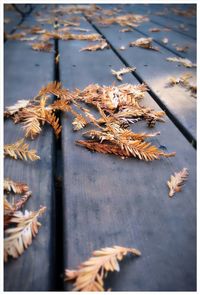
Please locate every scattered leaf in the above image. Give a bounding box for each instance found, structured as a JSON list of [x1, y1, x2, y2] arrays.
[[80, 40, 109, 51], [129, 37, 160, 51], [166, 57, 196, 68], [4, 206, 46, 262], [167, 168, 189, 197], [111, 67, 136, 81], [65, 245, 141, 291], [4, 138, 40, 161]]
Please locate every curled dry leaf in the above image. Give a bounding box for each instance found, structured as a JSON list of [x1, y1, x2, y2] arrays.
[[80, 40, 109, 52], [167, 168, 189, 197], [4, 206, 46, 262], [111, 67, 136, 81], [65, 245, 141, 291], [166, 57, 196, 68], [4, 138, 40, 161], [129, 37, 160, 51]]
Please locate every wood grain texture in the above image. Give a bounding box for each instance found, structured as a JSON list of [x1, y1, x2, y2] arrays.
[[91, 13, 196, 142], [58, 12, 196, 291], [4, 8, 55, 291]]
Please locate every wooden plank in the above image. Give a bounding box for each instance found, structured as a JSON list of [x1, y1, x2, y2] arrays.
[[133, 21, 196, 63], [58, 13, 196, 291], [122, 4, 196, 27], [4, 7, 55, 291], [4, 6, 22, 34], [121, 4, 196, 39], [91, 16, 196, 143]]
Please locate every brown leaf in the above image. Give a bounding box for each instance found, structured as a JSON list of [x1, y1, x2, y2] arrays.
[[167, 168, 189, 197], [175, 46, 189, 52], [111, 67, 136, 81], [31, 42, 53, 52], [129, 37, 160, 51], [4, 138, 40, 161], [80, 41, 109, 52], [65, 245, 141, 291], [166, 57, 196, 68], [4, 178, 29, 194], [4, 206, 46, 262]]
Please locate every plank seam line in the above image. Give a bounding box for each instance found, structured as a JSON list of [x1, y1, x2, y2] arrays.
[[4, 6, 34, 42], [149, 19, 196, 40], [132, 27, 187, 58], [52, 21, 65, 291], [125, 4, 196, 29], [84, 14, 196, 149]]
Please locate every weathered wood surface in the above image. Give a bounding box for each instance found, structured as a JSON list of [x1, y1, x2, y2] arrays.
[[4, 8, 55, 291], [4, 6, 22, 34], [58, 12, 196, 291], [123, 4, 196, 39], [91, 14, 196, 143]]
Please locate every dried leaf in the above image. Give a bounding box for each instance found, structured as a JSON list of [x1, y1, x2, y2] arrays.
[[55, 53, 60, 64], [166, 57, 196, 68], [167, 168, 189, 197], [4, 178, 29, 194], [31, 42, 53, 52], [4, 99, 30, 117], [120, 28, 133, 33], [76, 139, 175, 161], [4, 206, 46, 262], [4, 138, 40, 161], [149, 27, 161, 32], [80, 41, 109, 52], [111, 67, 136, 81], [129, 37, 160, 51], [65, 245, 141, 291], [175, 46, 189, 52]]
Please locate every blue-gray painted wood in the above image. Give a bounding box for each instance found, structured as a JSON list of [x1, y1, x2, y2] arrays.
[[58, 12, 196, 291], [91, 18, 196, 142], [4, 7, 55, 291]]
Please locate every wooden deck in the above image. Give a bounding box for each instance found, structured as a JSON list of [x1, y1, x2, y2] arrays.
[[4, 4, 196, 291]]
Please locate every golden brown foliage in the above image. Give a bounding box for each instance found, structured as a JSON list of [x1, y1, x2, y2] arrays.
[[167, 168, 189, 197], [4, 138, 40, 161], [80, 40, 109, 51], [4, 206, 46, 262], [111, 67, 136, 81], [129, 37, 160, 51], [4, 178, 29, 194], [65, 245, 141, 291], [166, 57, 196, 68], [31, 42, 53, 52]]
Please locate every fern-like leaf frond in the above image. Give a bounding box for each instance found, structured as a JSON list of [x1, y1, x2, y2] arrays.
[[65, 245, 141, 291], [4, 178, 29, 194], [4, 138, 40, 161], [4, 206, 46, 262]]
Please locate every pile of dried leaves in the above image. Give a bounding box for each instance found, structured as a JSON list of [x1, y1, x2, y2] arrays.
[[5, 81, 175, 161]]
